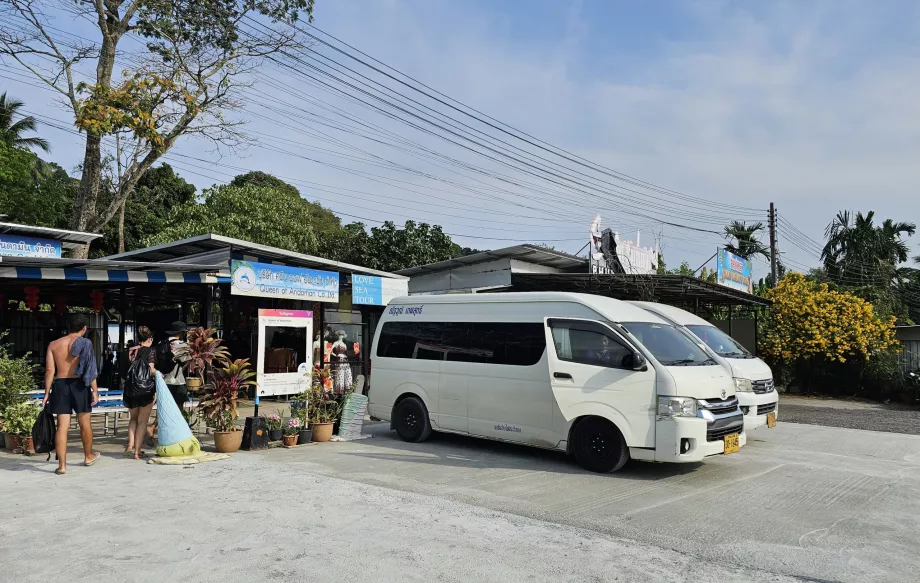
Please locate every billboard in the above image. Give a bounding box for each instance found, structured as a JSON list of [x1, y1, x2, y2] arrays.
[[717, 249, 753, 293], [231, 260, 339, 303], [352, 275, 408, 306], [0, 234, 61, 258]]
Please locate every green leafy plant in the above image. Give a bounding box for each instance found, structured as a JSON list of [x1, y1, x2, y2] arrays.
[[174, 327, 230, 386], [0, 331, 34, 417], [284, 417, 302, 436], [1, 401, 40, 436], [307, 369, 357, 424], [198, 358, 255, 432], [263, 412, 282, 431]]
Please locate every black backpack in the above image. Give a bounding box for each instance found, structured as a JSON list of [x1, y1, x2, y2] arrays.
[[32, 407, 56, 461], [154, 341, 176, 374], [125, 347, 156, 398]]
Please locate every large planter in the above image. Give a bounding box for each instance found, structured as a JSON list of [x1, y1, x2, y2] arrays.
[[13, 435, 33, 455], [311, 422, 333, 443], [212, 430, 243, 453], [298, 429, 311, 445], [269, 429, 283, 442], [282, 434, 298, 447]]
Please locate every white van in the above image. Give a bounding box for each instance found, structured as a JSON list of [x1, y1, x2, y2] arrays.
[[369, 292, 746, 473], [628, 301, 778, 430]]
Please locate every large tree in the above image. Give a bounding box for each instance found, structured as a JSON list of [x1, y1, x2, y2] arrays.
[[229, 171, 341, 237], [0, 141, 75, 228], [822, 210, 916, 286], [0, 0, 316, 256], [0, 91, 49, 152], [723, 220, 770, 260], [321, 220, 459, 272]]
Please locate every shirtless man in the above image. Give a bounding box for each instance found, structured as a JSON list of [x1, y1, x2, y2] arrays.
[[42, 313, 101, 474]]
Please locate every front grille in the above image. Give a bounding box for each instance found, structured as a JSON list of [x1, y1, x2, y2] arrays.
[[752, 379, 775, 394], [758, 402, 776, 415], [698, 397, 739, 415], [706, 416, 744, 441]]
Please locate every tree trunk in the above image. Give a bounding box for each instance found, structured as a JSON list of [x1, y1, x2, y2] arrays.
[[117, 199, 126, 253]]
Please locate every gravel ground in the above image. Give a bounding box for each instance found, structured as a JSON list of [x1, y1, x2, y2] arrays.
[[780, 396, 920, 435]]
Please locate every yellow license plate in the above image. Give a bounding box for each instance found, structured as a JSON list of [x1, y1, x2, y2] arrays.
[[723, 433, 740, 454], [767, 412, 777, 428]]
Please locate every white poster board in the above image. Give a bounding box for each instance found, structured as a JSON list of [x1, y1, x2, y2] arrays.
[[256, 309, 313, 397]]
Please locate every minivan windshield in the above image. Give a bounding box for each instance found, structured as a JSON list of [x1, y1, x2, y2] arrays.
[[619, 322, 715, 366], [685, 324, 753, 358]]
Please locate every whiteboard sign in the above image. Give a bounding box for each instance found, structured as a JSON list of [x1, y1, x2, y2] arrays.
[[256, 309, 313, 397]]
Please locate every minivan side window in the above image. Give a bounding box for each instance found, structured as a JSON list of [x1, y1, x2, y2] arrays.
[[549, 321, 632, 369], [376, 321, 546, 366]]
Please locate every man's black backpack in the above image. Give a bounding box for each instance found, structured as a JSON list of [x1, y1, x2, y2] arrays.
[[154, 341, 175, 374], [32, 407, 56, 461]]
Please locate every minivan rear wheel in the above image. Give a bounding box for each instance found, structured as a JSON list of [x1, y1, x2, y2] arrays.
[[572, 417, 629, 473], [393, 396, 432, 443]]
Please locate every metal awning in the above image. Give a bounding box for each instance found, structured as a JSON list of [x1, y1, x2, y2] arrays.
[[0, 221, 101, 249], [510, 273, 770, 307], [0, 256, 224, 283], [396, 244, 587, 277]]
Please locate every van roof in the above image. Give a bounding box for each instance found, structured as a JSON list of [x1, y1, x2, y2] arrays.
[[391, 292, 669, 324], [627, 301, 714, 327]]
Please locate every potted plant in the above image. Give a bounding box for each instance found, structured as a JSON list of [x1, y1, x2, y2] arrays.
[[0, 333, 34, 449], [198, 358, 255, 453], [175, 327, 229, 391], [282, 418, 301, 447], [264, 413, 283, 442], [291, 391, 311, 444], [308, 368, 341, 443], [2, 401, 40, 454]]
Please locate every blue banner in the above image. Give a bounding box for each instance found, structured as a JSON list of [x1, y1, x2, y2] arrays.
[[231, 260, 339, 303], [716, 249, 753, 294], [0, 234, 61, 258], [352, 274, 408, 306]]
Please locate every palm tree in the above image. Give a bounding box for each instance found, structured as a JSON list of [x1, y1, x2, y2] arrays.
[[0, 92, 50, 152], [822, 210, 916, 286], [723, 221, 770, 260]]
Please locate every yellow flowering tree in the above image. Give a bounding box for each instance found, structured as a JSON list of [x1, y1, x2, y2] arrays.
[[762, 273, 898, 365]]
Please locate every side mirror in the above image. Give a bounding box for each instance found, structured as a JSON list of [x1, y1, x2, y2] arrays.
[[621, 352, 648, 371]]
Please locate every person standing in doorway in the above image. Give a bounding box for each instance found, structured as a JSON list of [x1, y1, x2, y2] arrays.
[[42, 313, 101, 475], [147, 321, 189, 446]]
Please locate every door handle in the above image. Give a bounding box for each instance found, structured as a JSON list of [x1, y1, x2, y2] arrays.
[[554, 372, 572, 380]]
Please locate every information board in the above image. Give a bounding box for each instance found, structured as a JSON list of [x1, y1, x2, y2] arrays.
[[352, 275, 409, 306], [232, 260, 339, 303], [717, 249, 753, 294], [0, 234, 61, 258], [256, 309, 313, 397]]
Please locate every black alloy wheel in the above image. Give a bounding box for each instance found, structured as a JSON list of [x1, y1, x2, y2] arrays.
[[572, 417, 629, 473], [393, 396, 432, 443]]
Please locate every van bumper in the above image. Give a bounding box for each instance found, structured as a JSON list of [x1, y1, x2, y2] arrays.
[[737, 391, 779, 430], [630, 417, 746, 463], [368, 403, 390, 422]]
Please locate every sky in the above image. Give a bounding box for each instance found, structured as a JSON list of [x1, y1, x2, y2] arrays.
[[2, 0, 919, 278]]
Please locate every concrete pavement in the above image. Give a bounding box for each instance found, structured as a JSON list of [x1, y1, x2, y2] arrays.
[[1, 419, 918, 582]]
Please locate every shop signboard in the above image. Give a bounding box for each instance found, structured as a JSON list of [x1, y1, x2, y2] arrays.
[[0, 234, 61, 258], [716, 248, 753, 293], [256, 309, 313, 397], [352, 275, 409, 306], [231, 260, 339, 303]]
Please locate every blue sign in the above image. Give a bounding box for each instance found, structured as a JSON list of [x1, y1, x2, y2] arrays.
[[231, 260, 339, 303], [0, 234, 61, 258], [716, 249, 753, 294], [352, 274, 409, 306]]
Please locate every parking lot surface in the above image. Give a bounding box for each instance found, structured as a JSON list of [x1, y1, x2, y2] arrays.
[[2, 420, 918, 582]]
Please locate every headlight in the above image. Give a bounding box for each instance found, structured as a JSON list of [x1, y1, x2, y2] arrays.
[[658, 396, 698, 417], [733, 378, 753, 392]]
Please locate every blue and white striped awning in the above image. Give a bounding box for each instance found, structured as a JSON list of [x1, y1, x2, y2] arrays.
[[0, 257, 222, 284]]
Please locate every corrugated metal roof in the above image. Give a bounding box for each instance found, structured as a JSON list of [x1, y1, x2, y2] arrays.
[[101, 234, 407, 279], [0, 221, 102, 247], [396, 244, 587, 277], [0, 256, 225, 273]]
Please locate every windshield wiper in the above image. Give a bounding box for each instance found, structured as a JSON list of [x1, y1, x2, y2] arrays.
[[664, 358, 698, 366]]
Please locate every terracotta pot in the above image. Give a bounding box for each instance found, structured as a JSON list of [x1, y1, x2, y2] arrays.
[[18, 436, 34, 455], [311, 422, 333, 443], [212, 430, 243, 453], [298, 429, 311, 445], [282, 434, 298, 447], [3, 432, 13, 451], [269, 429, 282, 442]]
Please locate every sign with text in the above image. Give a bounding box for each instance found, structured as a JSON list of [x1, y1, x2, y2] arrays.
[[352, 275, 409, 306], [0, 234, 61, 258], [231, 260, 339, 303], [256, 309, 313, 397], [717, 249, 753, 294]]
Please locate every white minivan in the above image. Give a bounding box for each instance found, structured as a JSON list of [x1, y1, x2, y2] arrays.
[[628, 301, 778, 430], [369, 292, 746, 473]]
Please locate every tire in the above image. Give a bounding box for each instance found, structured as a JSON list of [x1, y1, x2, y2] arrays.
[[393, 396, 432, 443], [572, 417, 629, 473]]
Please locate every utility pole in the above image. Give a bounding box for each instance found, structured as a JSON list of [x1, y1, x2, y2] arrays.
[[768, 202, 778, 287]]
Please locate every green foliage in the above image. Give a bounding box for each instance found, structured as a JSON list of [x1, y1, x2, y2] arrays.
[[322, 220, 458, 272], [229, 171, 341, 237], [0, 142, 77, 229], [198, 358, 256, 432], [95, 164, 196, 256], [146, 182, 321, 253], [667, 261, 696, 276], [0, 92, 49, 152], [0, 333, 33, 416], [1, 401, 39, 436], [723, 221, 770, 260]]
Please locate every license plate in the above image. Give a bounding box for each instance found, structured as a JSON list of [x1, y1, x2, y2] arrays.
[[766, 412, 777, 428], [723, 433, 740, 454]]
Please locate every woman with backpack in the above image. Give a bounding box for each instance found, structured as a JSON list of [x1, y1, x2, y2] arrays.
[[124, 326, 157, 459]]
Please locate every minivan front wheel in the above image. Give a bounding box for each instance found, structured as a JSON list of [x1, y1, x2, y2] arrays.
[[393, 396, 432, 443], [572, 417, 629, 473]]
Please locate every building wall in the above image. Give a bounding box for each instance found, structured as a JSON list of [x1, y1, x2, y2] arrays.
[[896, 327, 920, 371]]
